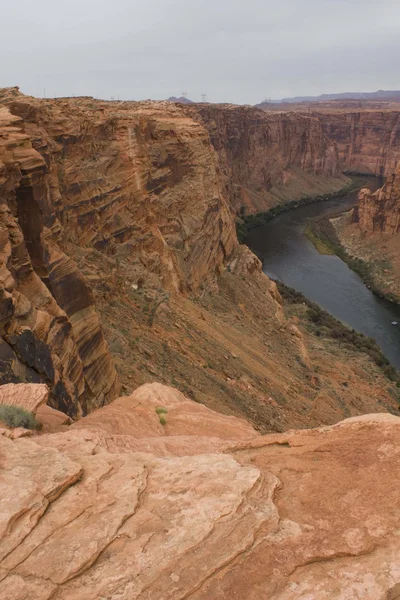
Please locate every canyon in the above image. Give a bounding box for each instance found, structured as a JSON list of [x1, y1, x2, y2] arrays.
[[190, 103, 346, 213], [1, 88, 400, 598], [0, 87, 399, 431]]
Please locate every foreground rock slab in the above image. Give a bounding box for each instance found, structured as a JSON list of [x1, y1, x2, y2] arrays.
[[1, 383, 400, 599]]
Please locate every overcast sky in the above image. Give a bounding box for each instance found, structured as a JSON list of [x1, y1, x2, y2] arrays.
[[1, 0, 399, 104]]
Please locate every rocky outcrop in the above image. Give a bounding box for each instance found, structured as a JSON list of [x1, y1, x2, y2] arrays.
[[354, 164, 400, 233], [190, 104, 345, 213], [1, 382, 400, 599], [331, 165, 400, 302]]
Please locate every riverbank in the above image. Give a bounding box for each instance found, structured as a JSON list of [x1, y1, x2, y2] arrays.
[[277, 281, 399, 387], [237, 177, 363, 243], [245, 181, 400, 370], [305, 209, 400, 304]]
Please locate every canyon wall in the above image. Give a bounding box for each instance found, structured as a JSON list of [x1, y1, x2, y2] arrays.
[[0, 101, 120, 416], [310, 110, 400, 177], [190, 104, 346, 214], [259, 102, 400, 177]]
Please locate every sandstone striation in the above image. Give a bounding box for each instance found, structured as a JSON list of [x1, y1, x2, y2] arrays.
[[0, 98, 119, 416], [1, 382, 400, 599]]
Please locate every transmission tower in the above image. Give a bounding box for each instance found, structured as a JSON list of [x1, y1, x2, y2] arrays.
[[181, 90, 188, 99], [201, 92, 207, 102]]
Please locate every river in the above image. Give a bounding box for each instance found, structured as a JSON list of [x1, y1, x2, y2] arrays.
[[246, 182, 400, 369]]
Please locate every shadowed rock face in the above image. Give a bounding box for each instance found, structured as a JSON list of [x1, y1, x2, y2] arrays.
[[1, 382, 400, 599]]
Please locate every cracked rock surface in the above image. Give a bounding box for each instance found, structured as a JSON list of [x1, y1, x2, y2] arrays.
[[1, 383, 400, 599]]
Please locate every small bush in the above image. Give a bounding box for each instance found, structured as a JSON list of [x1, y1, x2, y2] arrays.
[[159, 415, 167, 426], [155, 407, 168, 415], [0, 405, 41, 430]]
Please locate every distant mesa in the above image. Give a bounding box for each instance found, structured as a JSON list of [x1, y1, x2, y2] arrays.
[[257, 89, 400, 107], [166, 96, 194, 104]]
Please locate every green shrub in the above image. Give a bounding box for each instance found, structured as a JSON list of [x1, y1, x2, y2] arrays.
[[159, 415, 167, 426], [0, 405, 41, 430], [155, 407, 168, 415]]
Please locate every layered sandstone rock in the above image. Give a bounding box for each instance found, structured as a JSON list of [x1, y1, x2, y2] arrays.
[[1, 382, 400, 599], [0, 382, 49, 413], [190, 103, 346, 213], [0, 97, 119, 416]]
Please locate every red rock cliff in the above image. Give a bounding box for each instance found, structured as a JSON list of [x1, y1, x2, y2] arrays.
[[312, 110, 400, 176], [0, 89, 238, 414], [190, 104, 343, 213], [0, 102, 120, 416]]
